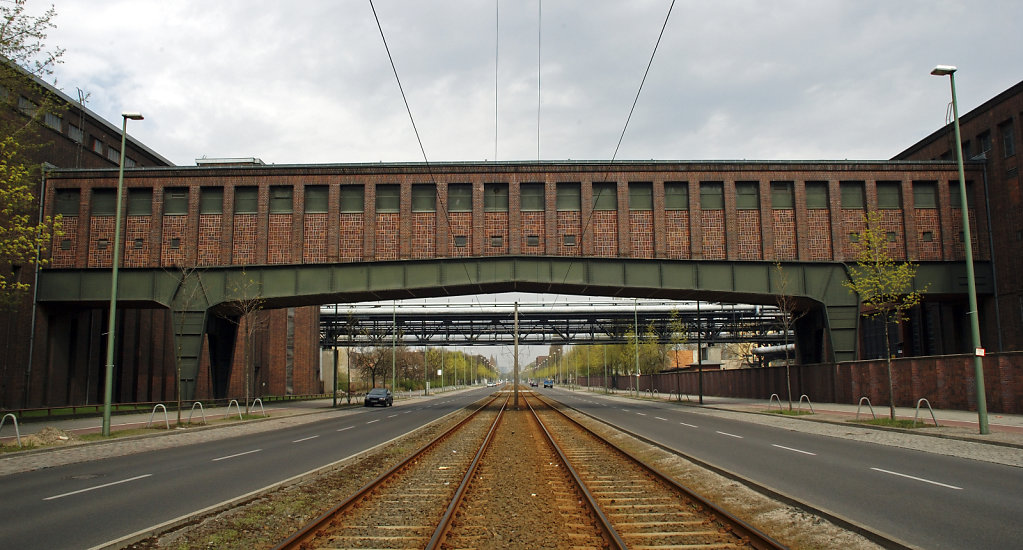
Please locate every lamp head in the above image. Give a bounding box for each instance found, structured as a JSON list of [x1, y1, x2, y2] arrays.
[[122, 112, 144, 120], [931, 65, 957, 76]]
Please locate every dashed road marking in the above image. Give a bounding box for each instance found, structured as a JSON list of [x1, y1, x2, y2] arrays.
[[772, 444, 816, 456], [212, 449, 261, 462], [44, 474, 152, 501], [871, 468, 962, 490]]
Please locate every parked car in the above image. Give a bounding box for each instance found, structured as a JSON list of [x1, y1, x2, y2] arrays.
[[364, 387, 393, 407]]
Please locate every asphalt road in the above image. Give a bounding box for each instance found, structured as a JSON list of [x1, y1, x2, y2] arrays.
[[0, 387, 494, 550], [547, 388, 1023, 550]]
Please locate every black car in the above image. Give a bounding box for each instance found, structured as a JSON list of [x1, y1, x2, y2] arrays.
[[529, 380, 538, 387], [364, 387, 393, 407]]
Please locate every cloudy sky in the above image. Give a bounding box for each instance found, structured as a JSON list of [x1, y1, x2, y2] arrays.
[[40, 0, 1023, 167]]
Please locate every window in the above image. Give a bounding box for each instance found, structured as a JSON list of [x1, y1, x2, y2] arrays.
[[133, 238, 144, 249], [490, 235, 504, 247], [200, 188, 224, 214], [234, 186, 258, 214], [664, 182, 689, 210], [805, 181, 829, 209], [453, 235, 468, 247], [68, 124, 84, 144], [736, 181, 759, 209], [17, 96, 36, 115], [840, 181, 865, 209], [269, 186, 293, 213], [44, 112, 61, 131], [304, 185, 328, 213], [92, 189, 116, 216], [886, 232, 897, 242], [592, 182, 617, 210], [92, 138, 103, 154], [1000, 120, 1016, 158], [563, 234, 577, 246], [124, 157, 136, 168], [97, 239, 109, 250], [106, 147, 120, 163], [628, 182, 652, 211], [169, 238, 181, 249], [876, 182, 901, 209], [526, 235, 540, 246], [978, 131, 992, 154], [921, 231, 934, 242], [484, 183, 509, 212], [60, 239, 72, 250], [556, 182, 580, 211], [448, 184, 472, 212], [375, 184, 400, 213], [949, 181, 974, 208], [520, 183, 544, 211], [412, 184, 436, 212], [699, 181, 723, 210], [771, 181, 793, 209], [849, 233, 859, 243], [55, 189, 81, 216], [340, 185, 364, 213], [164, 188, 188, 215], [127, 188, 152, 215], [912, 181, 937, 208]]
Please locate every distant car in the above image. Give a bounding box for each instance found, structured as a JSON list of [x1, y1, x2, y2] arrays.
[[486, 381, 497, 387], [529, 380, 538, 387], [543, 379, 553, 388], [364, 387, 393, 407]]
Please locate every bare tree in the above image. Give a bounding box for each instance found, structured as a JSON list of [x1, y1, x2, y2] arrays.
[[169, 265, 205, 425], [217, 269, 265, 414], [843, 211, 927, 420], [774, 262, 808, 410]]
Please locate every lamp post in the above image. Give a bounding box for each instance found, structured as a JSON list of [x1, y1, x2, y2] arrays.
[[101, 112, 143, 437], [931, 65, 990, 434]]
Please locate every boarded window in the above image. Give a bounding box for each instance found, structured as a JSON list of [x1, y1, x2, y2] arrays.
[[699, 182, 723, 210], [592, 182, 617, 211], [411, 184, 436, 212], [448, 184, 472, 212], [269, 186, 293, 213], [200, 188, 223, 214], [877, 182, 901, 209], [520, 183, 544, 211], [55, 188, 81, 216], [664, 182, 689, 210], [629, 182, 652, 211], [484, 183, 509, 212], [234, 187, 258, 214], [840, 181, 865, 209], [949, 181, 974, 208], [304, 185, 328, 213], [340, 185, 364, 213], [735, 181, 759, 209], [805, 181, 828, 209], [912, 181, 937, 209], [164, 188, 188, 215], [92, 189, 116, 216], [375, 184, 400, 213], [771, 181, 793, 209], [556, 183, 580, 211]]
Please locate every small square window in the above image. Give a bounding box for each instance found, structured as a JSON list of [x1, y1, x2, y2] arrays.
[[97, 239, 109, 250], [959, 231, 965, 242], [921, 231, 934, 242], [1017, 230, 1023, 241], [886, 232, 897, 242], [60, 239, 72, 250], [92, 138, 104, 154], [849, 233, 860, 243], [133, 238, 144, 249], [170, 238, 181, 249], [490, 235, 503, 247], [454, 235, 468, 247], [69, 124, 84, 144], [564, 234, 577, 246], [526, 235, 540, 247]]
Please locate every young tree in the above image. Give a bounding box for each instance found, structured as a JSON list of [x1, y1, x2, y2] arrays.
[[774, 262, 807, 410], [843, 210, 927, 420], [218, 270, 265, 414], [667, 308, 689, 400]]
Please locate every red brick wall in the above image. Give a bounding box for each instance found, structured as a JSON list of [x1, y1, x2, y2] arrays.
[[303, 213, 329, 263], [557, 211, 582, 256], [592, 211, 618, 257], [520, 211, 546, 254], [52, 216, 77, 268], [123, 216, 151, 267], [914, 209, 942, 260], [375, 213, 399, 260], [268, 214, 292, 264], [772, 210, 797, 260], [232, 214, 258, 264], [664, 210, 690, 259], [87, 216, 114, 267], [701, 210, 726, 259], [736, 210, 762, 260], [806, 209, 832, 260], [411, 212, 437, 259], [629, 211, 654, 257], [448, 212, 473, 257], [197, 214, 222, 266], [483, 212, 509, 255], [339, 213, 364, 261], [161, 215, 188, 266]]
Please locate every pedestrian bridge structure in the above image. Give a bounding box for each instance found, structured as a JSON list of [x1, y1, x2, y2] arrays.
[[36, 160, 991, 399]]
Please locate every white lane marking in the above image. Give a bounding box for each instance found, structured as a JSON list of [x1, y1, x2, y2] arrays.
[[654, 416, 668, 421], [772, 444, 816, 456], [337, 426, 354, 432], [871, 468, 963, 490], [366, 419, 379, 424], [212, 449, 262, 462], [387, 414, 398, 418], [44, 474, 152, 501], [292, 435, 320, 443], [679, 422, 699, 428], [635, 412, 647, 416], [716, 431, 743, 439]]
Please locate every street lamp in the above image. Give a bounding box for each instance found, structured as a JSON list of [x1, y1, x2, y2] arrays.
[[930, 65, 990, 434], [102, 112, 144, 436]]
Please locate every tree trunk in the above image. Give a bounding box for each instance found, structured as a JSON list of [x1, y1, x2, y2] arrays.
[[884, 314, 895, 420]]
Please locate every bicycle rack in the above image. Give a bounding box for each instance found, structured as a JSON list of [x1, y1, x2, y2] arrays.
[[226, 399, 243, 420], [797, 395, 815, 414], [0, 413, 21, 447], [913, 398, 939, 427], [649, 389, 657, 399], [146, 404, 170, 429], [251, 398, 267, 418], [188, 402, 207, 425], [856, 397, 876, 420], [768, 393, 783, 412]]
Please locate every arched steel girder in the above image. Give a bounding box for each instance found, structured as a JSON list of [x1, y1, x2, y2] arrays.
[[35, 256, 990, 399]]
